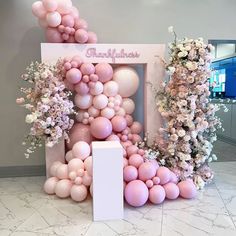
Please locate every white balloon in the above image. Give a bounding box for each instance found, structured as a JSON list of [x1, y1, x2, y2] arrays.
[[90, 81, 103, 95], [103, 81, 119, 97], [113, 66, 139, 97], [75, 94, 93, 109], [122, 98, 135, 114], [46, 11, 61, 27], [101, 107, 115, 119]]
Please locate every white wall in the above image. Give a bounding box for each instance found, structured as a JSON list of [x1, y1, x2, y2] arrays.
[[1, 0, 236, 167]]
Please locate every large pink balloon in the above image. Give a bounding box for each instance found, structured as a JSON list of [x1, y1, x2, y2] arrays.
[[128, 154, 144, 168], [75, 29, 88, 43], [46, 12, 61, 27], [149, 185, 166, 204], [45, 28, 63, 43], [138, 162, 156, 181], [62, 14, 75, 27], [163, 182, 180, 200], [93, 94, 108, 110], [111, 116, 127, 132], [67, 123, 93, 149], [178, 180, 197, 199], [103, 81, 119, 97], [95, 63, 113, 83], [42, 0, 58, 12], [80, 63, 95, 75], [74, 18, 88, 30], [72, 141, 91, 160], [124, 165, 138, 182], [57, 0, 72, 14], [66, 68, 82, 84], [70, 6, 79, 19], [75, 82, 89, 95], [70, 184, 88, 202], [56, 164, 69, 179], [32, 1, 47, 19], [125, 180, 149, 207], [156, 167, 171, 185], [90, 117, 112, 139], [74, 94, 93, 109], [55, 179, 72, 198], [44, 177, 59, 194]]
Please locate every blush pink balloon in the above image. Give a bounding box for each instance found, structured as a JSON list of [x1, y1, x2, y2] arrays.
[[90, 74, 99, 82], [163, 182, 180, 200], [70, 6, 79, 19], [103, 81, 119, 97], [90, 183, 93, 197], [82, 171, 92, 186], [93, 94, 108, 110], [146, 180, 154, 188], [90, 81, 103, 95], [80, 63, 95, 75], [75, 29, 88, 43], [124, 165, 138, 182], [57, 0, 72, 14], [72, 141, 91, 160], [69, 171, 77, 180], [106, 134, 120, 142], [66, 68, 82, 84], [56, 164, 69, 179], [130, 122, 142, 134], [44, 177, 59, 194], [32, 1, 46, 18], [68, 158, 84, 172], [88, 106, 100, 117], [132, 134, 142, 144], [87, 31, 98, 43], [170, 171, 179, 184], [42, 0, 58, 12], [149, 159, 159, 171], [75, 82, 89, 95], [125, 115, 134, 127], [75, 176, 83, 185], [50, 161, 62, 177], [126, 145, 138, 157], [65, 150, 74, 162], [152, 176, 161, 185], [149, 185, 166, 204], [101, 107, 115, 119], [74, 18, 88, 30], [55, 179, 72, 198], [45, 28, 63, 43], [72, 56, 83, 66], [70, 184, 88, 202], [128, 154, 144, 168], [123, 157, 128, 168], [122, 98, 135, 115], [138, 162, 156, 181], [90, 117, 112, 139], [95, 63, 113, 83], [178, 180, 197, 199], [84, 156, 92, 176], [125, 180, 149, 207], [156, 167, 171, 185], [111, 116, 127, 132], [46, 12, 61, 27], [62, 14, 75, 27], [74, 94, 93, 109]]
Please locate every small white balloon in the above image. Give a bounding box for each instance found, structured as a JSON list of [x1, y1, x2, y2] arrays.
[[93, 94, 108, 110], [90, 81, 103, 95], [101, 107, 115, 119], [75, 94, 93, 109], [116, 107, 126, 116], [88, 106, 100, 117], [103, 81, 119, 97], [46, 12, 61, 27], [122, 98, 135, 114]]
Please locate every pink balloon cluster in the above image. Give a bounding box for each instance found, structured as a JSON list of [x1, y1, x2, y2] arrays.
[[44, 141, 93, 202], [32, 0, 97, 43], [123, 146, 197, 207]]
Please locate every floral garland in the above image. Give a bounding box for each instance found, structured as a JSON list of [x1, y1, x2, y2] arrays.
[[154, 26, 226, 189], [16, 61, 75, 158]]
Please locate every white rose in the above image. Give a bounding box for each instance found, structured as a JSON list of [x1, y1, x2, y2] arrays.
[[178, 129, 186, 137], [25, 113, 37, 124], [41, 97, 50, 104], [168, 66, 176, 74]]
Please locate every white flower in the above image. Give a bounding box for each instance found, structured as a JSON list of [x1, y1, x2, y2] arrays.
[[168, 66, 176, 75], [41, 97, 50, 104], [178, 51, 188, 58], [178, 129, 186, 137], [25, 113, 37, 124], [186, 61, 198, 71], [168, 26, 174, 33], [185, 45, 191, 51]]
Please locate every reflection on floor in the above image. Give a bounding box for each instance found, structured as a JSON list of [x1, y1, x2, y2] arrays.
[[0, 162, 236, 236], [213, 139, 236, 162]]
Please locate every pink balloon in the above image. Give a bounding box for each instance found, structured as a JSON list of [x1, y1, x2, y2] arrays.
[[70, 184, 88, 202], [75, 82, 89, 95], [90, 74, 99, 82], [124, 165, 138, 182], [57, 0, 72, 14], [65, 150, 74, 162], [74, 176, 83, 185], [82, 171, 92, 186], [130, 122, 142, 134], [128, 154, 144, 168], [32, 1, 46, 19], [88, 106, 100, 117], [125, 180, 149, 207], [66, 68, 82, 84], [93, 94, 108, 110], [87, 31, 98, 43], [75, 29, 88, 43], [170, 171, 179, 184], [74, 18, 88, 30], [55, 179, 72, 198], [123, 157, 128, 168], [72, 56, 83, 66], [163, 182, 180, 200], [68, 158, 84, 172], [146, 180, 154, 188], [125, 115, 134, 127], [68, 171, 77, 180], [90, 183, 93, 197], [70, 6, 79, 19], [44, 177, 59, 194], [152, 176, 160, 185], [103, 81, 119, 97], [46, 12, 61, 27], [84, 156, 92, 176], [178, 180, 197, 199], [72, 141, 91, 160], [122, 98, 135, 115], [138, 162, 156, 181], [90, 117, 112, 139], [62, 33, 69, 41], [74, 94, 93, 109], [132, 134, 142, 144], [80, 63, 95, 75], [62, 14, 75, 27], [156, 167, 171, 185], [95, 63, 113, 83], [149, 185, 166, 204], [45, 28, 63, 43], [50, 161, 62, 177], [111, 116, 127, 132], [56, 164, 69, 179], [42, 0, 58, 12], [126, 145, 138, 157], [90, 81, 104, 95], [149, 159, 159, 171], [101, 107, 115, 119]]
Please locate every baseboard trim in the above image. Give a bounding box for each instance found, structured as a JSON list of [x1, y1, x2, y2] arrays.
[[0, 165, 46, 178]]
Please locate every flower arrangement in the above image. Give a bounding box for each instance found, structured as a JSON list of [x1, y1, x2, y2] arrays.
[[16, 61, 75, 158], [153, 26, 225, 189]]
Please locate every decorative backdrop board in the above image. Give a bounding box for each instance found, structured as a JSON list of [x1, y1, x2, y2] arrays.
[[41, 43, 166, 146]]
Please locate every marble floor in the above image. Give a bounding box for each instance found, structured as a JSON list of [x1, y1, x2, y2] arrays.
[[0, 162, 236, 236]]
